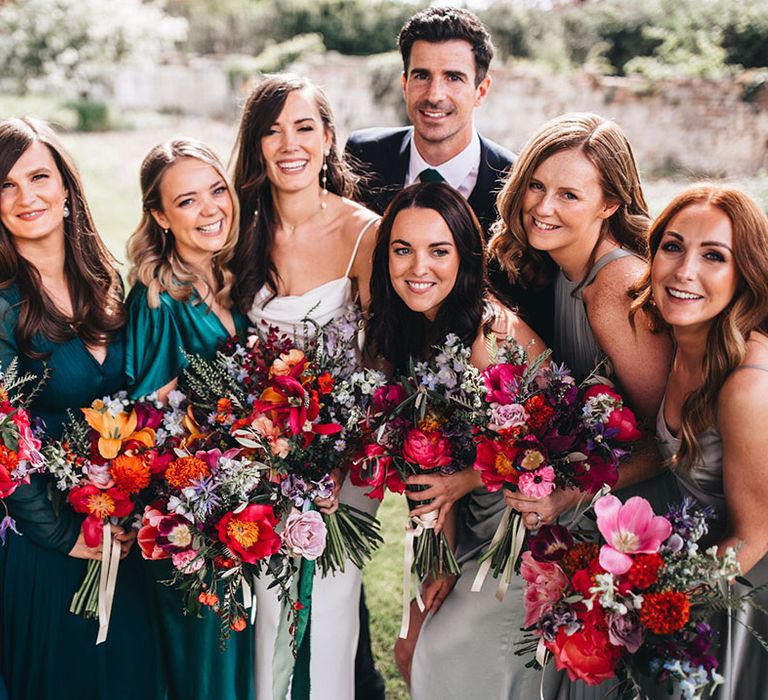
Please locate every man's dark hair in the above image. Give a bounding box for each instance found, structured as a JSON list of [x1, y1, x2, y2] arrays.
[[397, 6, 494, 85]]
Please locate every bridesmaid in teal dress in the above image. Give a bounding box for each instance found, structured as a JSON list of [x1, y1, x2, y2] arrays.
[[124, 138, 251, 700], [0, 118, 160, 700]]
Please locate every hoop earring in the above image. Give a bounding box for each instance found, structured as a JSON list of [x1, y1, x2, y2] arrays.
[[321, 151, 329, 210]]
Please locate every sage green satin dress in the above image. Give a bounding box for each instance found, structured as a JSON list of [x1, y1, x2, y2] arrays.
[[0, 285, 161, 700], [125, 282, 252, 700]]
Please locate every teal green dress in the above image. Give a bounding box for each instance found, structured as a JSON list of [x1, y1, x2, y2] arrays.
[[0, 285, 162, 700], [125, 282, 252, 700]]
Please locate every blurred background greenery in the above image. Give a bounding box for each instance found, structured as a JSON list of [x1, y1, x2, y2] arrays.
[[1, 2, 767, 697]]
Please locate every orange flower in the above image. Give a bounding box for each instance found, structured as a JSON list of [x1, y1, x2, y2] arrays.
[[317, 372, 334, 395], [110, 454, 151, 494], [82, 401, 155, 459], [271, 349, 305, 377], [0, 444, 19, 472], [165, 456, 211, 490], [231, 617, 247, 632], [215, 398, 233, 424], [640, 591, 690, 634]]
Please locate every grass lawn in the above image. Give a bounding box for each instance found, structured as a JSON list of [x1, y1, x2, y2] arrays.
[[2, 101, 766, 699]]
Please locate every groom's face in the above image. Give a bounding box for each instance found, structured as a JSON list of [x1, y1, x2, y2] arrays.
[[402, 39, 490, 155]]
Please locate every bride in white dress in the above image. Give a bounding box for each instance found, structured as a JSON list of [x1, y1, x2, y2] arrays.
[[230, 74, 379, 700]]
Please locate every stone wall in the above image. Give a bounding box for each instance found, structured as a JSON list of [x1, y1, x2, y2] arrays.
[[114, 53, 768, 177]]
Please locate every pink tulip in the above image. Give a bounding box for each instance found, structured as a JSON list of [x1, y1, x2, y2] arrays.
[[595, 495, 671, 575]]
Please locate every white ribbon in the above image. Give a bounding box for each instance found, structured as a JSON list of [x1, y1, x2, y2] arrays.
[[471, 505, 525, 599], [96, 525, 122, 644], [240, 572, 259, 626], [398, 510, 437, 639]]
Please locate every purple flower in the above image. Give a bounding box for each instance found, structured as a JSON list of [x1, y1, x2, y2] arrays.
[[283, 510, 327, 560], [529, 524, 574, 562], [0, 515, 19, 544], [538, 604, 581, 642], [313, 474, 335, 501], [281, 475, 311, 507], [608, 612, 643, 653]]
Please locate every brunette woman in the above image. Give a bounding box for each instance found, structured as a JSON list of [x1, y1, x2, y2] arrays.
[[124, 138, 251, 699], [366, 182, 547, 699], [230, 74, 379, 700], [633, 185, 768, 698], [0, 117, 159, 700]]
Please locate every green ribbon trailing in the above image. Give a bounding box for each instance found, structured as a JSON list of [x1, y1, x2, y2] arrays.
[[291, 555, 314, 700]]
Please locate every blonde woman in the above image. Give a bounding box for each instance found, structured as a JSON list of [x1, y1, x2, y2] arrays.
[[125, 138, 251, 699]]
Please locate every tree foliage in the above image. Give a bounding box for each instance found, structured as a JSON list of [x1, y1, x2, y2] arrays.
[[0, 0, 187, 96]]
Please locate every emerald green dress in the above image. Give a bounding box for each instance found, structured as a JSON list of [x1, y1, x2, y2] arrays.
[[0, 285, 162, 700], [125, 282, 252, 700]]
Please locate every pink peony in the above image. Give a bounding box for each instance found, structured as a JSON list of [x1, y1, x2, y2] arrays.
[[518, 465, 556, 498], [595, 495, 672, 575], [402, 429, 452, 470], [172, 548, 204, 573], [520, 551, 569, 627], [372, 384, 408, 415], [12, 407, 41, 462], [282, 510, 327, 560], [482, 363, 526, 405]]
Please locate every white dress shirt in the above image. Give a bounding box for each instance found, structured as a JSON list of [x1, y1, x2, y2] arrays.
[[405, 129, 481, 198]]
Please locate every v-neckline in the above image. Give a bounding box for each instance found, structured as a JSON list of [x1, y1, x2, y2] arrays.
[[191, 289, 237, 338]]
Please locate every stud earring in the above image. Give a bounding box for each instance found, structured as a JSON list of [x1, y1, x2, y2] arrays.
[[163, 228, 169, 235]]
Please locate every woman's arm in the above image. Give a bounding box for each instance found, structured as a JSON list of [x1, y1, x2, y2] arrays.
[[587, 257, 673, 420], [717, 365, 768, 575]]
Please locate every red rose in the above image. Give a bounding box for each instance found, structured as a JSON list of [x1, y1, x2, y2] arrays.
[[472, 437, 521, 491], [548, 608, 622, 685], [402, 429, 452, 470], [216, 504, 281, 564]]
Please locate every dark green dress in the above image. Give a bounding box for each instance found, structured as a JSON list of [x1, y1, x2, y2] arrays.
[[0, 285, 162, 700], [125, 282, 252, 700]]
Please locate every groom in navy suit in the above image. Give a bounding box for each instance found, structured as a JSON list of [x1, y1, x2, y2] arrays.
[[346, 8, 553, 699], [345, 6, 553, 343]]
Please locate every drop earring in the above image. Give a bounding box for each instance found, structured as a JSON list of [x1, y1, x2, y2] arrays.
[[63, 200, 70, 219], [321, 151, 329, 210]]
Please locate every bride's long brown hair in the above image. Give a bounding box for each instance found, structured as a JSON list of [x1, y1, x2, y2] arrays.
[[630, 185, 768, 470], [0, 117, 124, 359]]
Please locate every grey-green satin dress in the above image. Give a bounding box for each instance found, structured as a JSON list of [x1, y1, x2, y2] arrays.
[[544, 250, 681, 699], [125, 282, 252, 700], [652, 383, 768, 700], [410, 303, 546, 700]]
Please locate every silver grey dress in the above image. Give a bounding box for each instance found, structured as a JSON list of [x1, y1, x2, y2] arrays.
[[410, 304, 546, 700], [654, 384, 768, 700], [544, 250, 681, 699]]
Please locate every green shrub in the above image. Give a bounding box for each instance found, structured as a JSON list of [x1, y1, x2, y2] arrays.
[[66, 99, 110, 132]]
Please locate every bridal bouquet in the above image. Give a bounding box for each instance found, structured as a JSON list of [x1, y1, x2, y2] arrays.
[[0, 358, 45, 540], [350, 334, 488, 581], [518, 494, 749, 698], [44, 391, 173, 643], [471, 347, 639, 593], [182, 312, 382, 578]]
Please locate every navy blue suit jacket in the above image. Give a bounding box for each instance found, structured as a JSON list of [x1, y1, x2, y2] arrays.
[[344, 126, 554, 344]]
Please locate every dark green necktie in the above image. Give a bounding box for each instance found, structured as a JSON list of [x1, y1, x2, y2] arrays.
[[418, 168, 445, 183]]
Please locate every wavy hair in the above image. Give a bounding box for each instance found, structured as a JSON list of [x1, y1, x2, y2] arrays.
[[630, 185, 768, 470], [0, 117, 124, 358], [230, 73, 360, 313], [127, 138, 239, 309], [366, 182, 490, 371], [490, 112, 649, 290]]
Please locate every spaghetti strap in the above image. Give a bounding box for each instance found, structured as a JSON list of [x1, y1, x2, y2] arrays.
[[732, 363, 768, 374], [344, 217, 379, 278], [583, 248, 635, 287]]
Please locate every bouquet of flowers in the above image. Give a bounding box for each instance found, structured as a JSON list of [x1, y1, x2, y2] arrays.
[[518, 494, 757, 699], [182, 312, 382, 578], [471, 347, 640, 593], [0, 358, 45, 541], [137, 389, 289, 643], [350, 335, 488, 583], [44, 391, 173, 643]]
